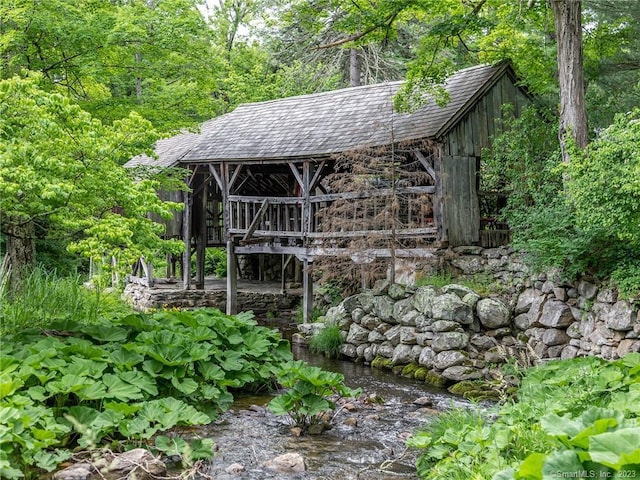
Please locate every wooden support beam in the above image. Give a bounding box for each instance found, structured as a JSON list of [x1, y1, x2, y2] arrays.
[[309, 160, 326, 191], [226, 240, 237, 314], [229, 164, 242, 190], [208, 164, 224, 191], [309, 186, 435, 203], [302, 257, 313, 323], [182, 189, 191, 290], [302, 161, 311, 237], [241, 198, 269, 243], [288, 162, 304, 190], [195, 179, 208, 289], [413, 149, 437, 182], [435, 147, 447, 244]]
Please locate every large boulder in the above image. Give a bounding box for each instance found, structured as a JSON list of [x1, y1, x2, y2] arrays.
[[399, 309, 422, 326], [431, 332, 469, 352], [539, 299, 574, 328], [418, 347, 436, 368], [393, 298, 416, 323], [541, 328, 570, 346], [434, 350, 468, 370], [441, 365, 482, 382], [477, 298, 511, 329], [346, 323, 370, 344], [392, 344, 414, 365], [372, 295, 395, 322], [324, 305, 349, 328], [432, 293, 474, 325], [442, 284, 476, 299], [412, 286, 437, 316], [602, 301, 636, 331], [388, 283, 409, 300]]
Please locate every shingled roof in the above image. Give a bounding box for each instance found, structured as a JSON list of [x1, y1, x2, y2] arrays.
[[126, 62, 514, 168]]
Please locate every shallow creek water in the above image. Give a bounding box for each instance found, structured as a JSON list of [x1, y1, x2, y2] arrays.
[[192, 343, 470, 480]]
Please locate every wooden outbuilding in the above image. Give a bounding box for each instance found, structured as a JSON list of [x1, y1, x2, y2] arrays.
[[126, 62, 530, 320]]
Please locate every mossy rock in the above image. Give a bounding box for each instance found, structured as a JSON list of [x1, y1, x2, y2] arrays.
[[464, 390, 501, 402], [448, 380, 502, 402], [424, 370, 447, 388], [401, 363, 420, 378], [413, 367, 428, 381], [392, 365, 405, 375], [447, 380, 484, 396], [371, 356, 394, 371]]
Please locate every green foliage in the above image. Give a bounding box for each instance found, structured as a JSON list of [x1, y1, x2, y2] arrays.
[[483, 106, 640, 294], [0, 308, 293, 478], [205, 248, 227, 277], [503, 408, 640, 480], [0, 266, 131, 335], [267, 360, 361, 429], [0, 75, 184, 282], [308, 324, 344, 359], [409, 354, 640, 480]]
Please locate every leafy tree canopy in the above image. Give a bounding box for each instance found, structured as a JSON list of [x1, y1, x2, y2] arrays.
[[0, 74, 183, 277]]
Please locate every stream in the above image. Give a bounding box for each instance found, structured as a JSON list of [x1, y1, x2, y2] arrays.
[[193, 342, 470, 480]]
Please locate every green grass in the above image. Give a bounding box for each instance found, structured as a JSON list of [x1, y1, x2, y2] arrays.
[[0, 266, 132, 335], [309, 324, 344, 358]]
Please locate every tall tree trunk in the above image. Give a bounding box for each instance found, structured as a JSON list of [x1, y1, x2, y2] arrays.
[[5, 218, 36, 294], [349, 48, 361, 87], [551, 0, 589, 162]]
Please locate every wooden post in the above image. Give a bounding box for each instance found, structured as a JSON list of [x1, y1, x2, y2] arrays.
[[182, 188, 191, 290], [195, 178, 208, 289], [226, 240, 237, 315], [434, 146, 447, 245], [302, 257, 313, 323]]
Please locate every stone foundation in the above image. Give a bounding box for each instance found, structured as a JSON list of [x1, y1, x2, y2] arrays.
[[124, 282, 301, 321]]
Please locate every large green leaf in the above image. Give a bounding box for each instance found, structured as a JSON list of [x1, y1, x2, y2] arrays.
[[80, 324, 129, 342], [197, 361, 225, 381], [589, 428, 640, 469], [242, 331, 272, 356], [541, 450, 585, 480], [60, 357, 107, 379], [46, 374, 90, 395], [102, 374, 144, 401], [118, 370, 158, 397], [171, 377, 198, 395], [109, 348, 145, 369], [75, 382, 108, 401], [0, 375, 24, 398]]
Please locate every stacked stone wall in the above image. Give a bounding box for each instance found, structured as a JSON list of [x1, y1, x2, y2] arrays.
[[301, 246, 640, 386], [124, 283, 300, 321]]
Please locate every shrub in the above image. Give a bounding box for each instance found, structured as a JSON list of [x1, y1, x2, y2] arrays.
[[309, 324, 344, 358], [268, 360, 361, 429], [205, 247, 227, 277]]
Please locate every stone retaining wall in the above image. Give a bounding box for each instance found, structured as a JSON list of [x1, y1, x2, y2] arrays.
[[300, 246, 640, 386], [124, 283, 300, 320]]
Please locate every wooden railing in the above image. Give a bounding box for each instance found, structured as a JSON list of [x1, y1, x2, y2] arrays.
[[228, 186, 438, 243]]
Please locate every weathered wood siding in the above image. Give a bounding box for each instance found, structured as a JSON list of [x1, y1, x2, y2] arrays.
[[153, 189, 183, 239], [441, 155, 480, 246], [442, 71, 529, 158], [440, 70, 529, 245]]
